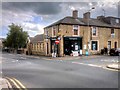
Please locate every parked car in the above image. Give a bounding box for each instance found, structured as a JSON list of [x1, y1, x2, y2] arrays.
[[115, 48, 120, 56], [109, 48, 120, 56]]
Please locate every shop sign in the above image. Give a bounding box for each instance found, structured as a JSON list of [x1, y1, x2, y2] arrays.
[[64, 37, 82, 41]]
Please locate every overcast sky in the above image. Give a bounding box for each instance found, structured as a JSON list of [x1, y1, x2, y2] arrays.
[[1, 0, 120, 38]]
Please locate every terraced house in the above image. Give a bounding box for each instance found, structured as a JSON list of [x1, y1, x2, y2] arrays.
[[44, 10, 120, 57]]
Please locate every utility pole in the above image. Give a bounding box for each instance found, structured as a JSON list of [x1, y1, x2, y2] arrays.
[[87, 7, 95, 56]]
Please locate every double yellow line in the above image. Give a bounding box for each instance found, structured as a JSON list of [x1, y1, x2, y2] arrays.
[[5, 77, 28, 90]]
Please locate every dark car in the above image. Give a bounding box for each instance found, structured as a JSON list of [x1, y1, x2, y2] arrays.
[[115, 48, 120, 56], [109, 48, 120, 56]]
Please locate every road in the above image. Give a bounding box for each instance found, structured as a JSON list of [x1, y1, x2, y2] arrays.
[[1, 52, 119, 88]]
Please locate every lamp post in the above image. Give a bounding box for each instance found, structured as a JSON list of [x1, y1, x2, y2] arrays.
[[87, 7, 95, 56]]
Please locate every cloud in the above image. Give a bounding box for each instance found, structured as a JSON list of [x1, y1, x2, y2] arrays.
[[22, 23, 44, 37], [2, 2, 62, 15], [1, 1, 119, 38]]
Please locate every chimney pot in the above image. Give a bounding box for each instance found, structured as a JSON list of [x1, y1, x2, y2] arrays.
[[83, 12, 90, 19], [72, 10, 78, 19]]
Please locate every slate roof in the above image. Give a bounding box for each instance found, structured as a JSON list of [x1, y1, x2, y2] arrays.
[[30, 34, 44, 43], [45, 16, 120, 29]]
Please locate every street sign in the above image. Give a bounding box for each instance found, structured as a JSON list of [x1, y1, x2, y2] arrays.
[[55, 39, 59, 44]]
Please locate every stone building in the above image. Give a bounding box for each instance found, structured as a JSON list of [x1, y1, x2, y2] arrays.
[[44, 10, 120, 56], [27, 34, 45, 55]]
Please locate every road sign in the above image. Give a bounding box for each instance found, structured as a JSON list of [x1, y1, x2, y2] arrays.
[[55, 39, 59, 44]]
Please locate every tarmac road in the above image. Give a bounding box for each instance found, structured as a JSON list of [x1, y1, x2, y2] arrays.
[[1, 52, 119, 88]]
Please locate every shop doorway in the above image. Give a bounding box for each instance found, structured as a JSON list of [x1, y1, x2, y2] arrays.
[[64, 37, 82, 55]]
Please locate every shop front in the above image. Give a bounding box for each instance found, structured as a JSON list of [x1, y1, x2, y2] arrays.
[[63, 37, 82, 56]]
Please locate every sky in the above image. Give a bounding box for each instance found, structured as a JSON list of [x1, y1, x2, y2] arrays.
[[1, 0, 120, 38]]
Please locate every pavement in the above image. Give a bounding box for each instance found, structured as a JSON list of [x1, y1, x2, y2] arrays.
[[106, 63, 120, 70], [0, 78, 11, 90]]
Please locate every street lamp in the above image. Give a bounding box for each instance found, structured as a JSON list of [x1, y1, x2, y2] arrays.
[[87, 7, 95, 56]]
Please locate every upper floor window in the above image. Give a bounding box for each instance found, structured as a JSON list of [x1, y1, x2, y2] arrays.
[[52, 26, 56, 36], [116, 19, 119, 23], [73, 25, 79, 35], [111, 28, 115, 38], [92, 27, 98, 36], [111, 28, 114, 34]]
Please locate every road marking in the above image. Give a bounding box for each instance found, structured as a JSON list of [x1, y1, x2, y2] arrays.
[[6, 77, 22, 89], [12, 61, 15, 62], [5, 77, 27, 90], [87, 64, 102, 68], [72, 62, 119, 72], [100, 59, 118, 63], [20, 57, 26, 59], [6, 79, 13, 89], [12, 78, 27, 90]]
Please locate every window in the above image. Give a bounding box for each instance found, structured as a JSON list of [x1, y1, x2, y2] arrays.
[[111, 28, 115, 38], [91, 41, 98, 50], [114, 42, 117, 48], [111, 28, 114, 34], [108, 41, 111, 50], [52, 26, 56, 36], [73, 25, 79, 35], [116, 19, 119, 23], [92, 27, 97, 36]]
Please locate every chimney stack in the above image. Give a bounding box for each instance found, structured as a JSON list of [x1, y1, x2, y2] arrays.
[[83, 12, 90, 19], [72, 10, 78, 19]]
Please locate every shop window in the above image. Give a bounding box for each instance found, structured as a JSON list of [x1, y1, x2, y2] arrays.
[[91, 41, 98, 50], [92, 27, 98, 36], [73, 25, 79, 35]]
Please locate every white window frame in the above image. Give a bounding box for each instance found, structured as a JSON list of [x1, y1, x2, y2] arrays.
[[91, 40, 99, 51], [107, 41, 111, 50], [111, 28, 115, 38], [73, 25, 79, 36], [116, 19, 119, 23], [92, 27, 98, 37]]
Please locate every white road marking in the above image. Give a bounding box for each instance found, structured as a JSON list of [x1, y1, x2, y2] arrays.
[[100, 59, 118, 63], [72, 61, 119, 72], [87, 64, 102, 68], [20, 57, 26, 59], [72, 62, 102, 68]]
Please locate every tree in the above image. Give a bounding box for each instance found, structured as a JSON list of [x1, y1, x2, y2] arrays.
[[4, 23, 28, 49]]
